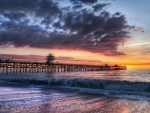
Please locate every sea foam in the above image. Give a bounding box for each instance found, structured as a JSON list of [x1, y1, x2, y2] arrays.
[[0, 76, 150, 92]]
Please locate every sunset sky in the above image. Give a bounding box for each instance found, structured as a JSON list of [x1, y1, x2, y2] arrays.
[[0, 0, 150, 69]]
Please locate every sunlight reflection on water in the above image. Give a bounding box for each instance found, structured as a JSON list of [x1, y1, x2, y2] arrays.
[[0, 70, 150, 82]]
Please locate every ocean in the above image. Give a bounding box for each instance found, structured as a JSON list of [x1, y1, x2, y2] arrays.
[[0, 70, 150, 113]]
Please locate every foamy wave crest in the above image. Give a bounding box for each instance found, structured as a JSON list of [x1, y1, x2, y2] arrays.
[[1, 76, 150, 92]]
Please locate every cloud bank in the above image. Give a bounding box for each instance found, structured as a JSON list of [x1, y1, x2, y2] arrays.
[[0, 0, 139, 55], [0, 54, 101, 64]]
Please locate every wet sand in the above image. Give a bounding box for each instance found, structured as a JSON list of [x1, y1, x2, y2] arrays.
[[0, 82, 150, 113]]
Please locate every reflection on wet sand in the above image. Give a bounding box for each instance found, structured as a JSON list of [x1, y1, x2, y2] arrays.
[[0, 83, 150, 113]]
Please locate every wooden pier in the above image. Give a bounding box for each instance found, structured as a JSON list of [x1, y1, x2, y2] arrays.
[[0, 60, 127, 73]]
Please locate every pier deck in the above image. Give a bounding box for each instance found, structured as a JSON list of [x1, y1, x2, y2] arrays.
[[0, 60, 127, 73]]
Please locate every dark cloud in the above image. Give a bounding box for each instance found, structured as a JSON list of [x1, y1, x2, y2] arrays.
[[71, 1, 82, 9], [104, 51, 126, 56], [0, 0, 37, 12], [3, 12, 26, 21], [104, 15, 127, 32], [0, 0, 138, 55], [124, 25, 144, 32], [73, 4, 82, 9], [0, 54, 45, 61], [0, 54, 101, 64], [36, 0, 61, 16], [92, 4, 109, 12], [70, 0, 98, 4], [0, 0, 61, 16]]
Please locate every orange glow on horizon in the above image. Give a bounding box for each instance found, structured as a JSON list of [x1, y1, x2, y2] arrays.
[[0, 45, 150, 70], [127, 65, 150, 70]]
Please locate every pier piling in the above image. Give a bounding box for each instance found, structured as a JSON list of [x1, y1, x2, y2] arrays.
[[0, 60, 127, 74]]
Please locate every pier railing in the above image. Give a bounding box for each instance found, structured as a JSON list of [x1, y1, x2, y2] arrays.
[[0, 60, 127, 73]]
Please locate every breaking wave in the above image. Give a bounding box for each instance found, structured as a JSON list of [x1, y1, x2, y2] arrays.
[[1, 76, 150, 93]]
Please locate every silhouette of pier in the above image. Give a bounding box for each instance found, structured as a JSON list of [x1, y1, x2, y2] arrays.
[[0, 60, 127, 73]]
